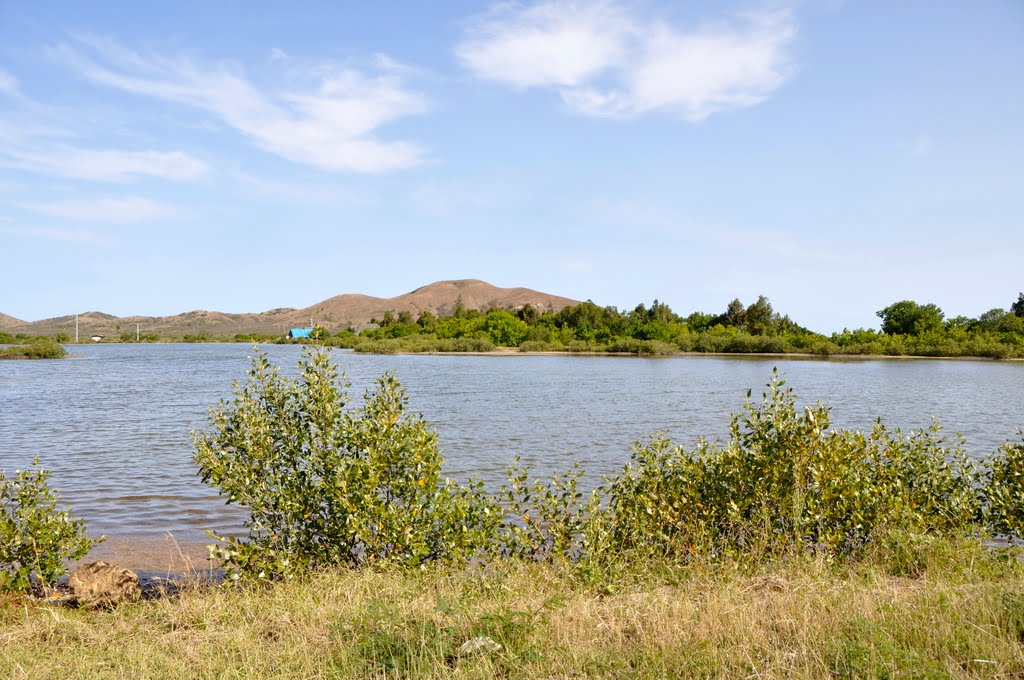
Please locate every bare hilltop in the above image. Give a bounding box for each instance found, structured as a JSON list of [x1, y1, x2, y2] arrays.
[[2, 280, 580, 338]]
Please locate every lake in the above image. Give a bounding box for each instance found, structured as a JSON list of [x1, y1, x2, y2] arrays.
[[2, 344, 1023, 551]]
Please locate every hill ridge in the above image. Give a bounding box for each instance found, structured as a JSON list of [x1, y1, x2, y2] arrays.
[[3, 280, 580, 337]]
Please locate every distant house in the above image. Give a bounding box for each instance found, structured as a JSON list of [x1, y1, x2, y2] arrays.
[[90, 335, 104, 342], [289, 328, 313, 339]]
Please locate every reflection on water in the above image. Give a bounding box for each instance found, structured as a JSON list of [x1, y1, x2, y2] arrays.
[[2, 345, 1023, 551]]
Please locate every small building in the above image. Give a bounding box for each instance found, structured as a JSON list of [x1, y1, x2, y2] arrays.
[[90, 335, 104, 342], [289, 328, 313, 339]]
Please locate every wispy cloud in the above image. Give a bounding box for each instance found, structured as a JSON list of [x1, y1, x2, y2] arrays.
[[0, 70, 19, 96], [0, 225, 111, 244], [234, 171, 370, 205], [0, 83, 209, 182], [0, 144, 208, 182], [56, 37, 430, 173], [457, 2, 796, 121], [23, 196, 178, 223]]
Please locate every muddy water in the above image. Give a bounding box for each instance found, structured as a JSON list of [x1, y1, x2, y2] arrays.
[[2, 344, 1023, 570]]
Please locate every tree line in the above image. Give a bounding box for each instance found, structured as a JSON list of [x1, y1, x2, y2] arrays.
[[315, 291, 1024, 359], [5, 291, 1023, 359]]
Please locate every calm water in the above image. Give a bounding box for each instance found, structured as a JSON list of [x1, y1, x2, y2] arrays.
[[2, 344, 1023, 546]]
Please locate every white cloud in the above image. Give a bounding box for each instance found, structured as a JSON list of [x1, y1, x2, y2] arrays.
[[0, 145, 208, 182], [24, 196, 178, 223], [457, 2, 796, 120], [456, 1, 628, 88], [58, 38, 429, 173]]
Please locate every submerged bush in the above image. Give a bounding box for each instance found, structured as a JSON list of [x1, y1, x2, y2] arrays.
[[0, 459, 99, 592], [194, 348, 500, 582]]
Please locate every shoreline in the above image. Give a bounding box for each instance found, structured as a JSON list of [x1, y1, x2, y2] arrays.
[[54, 342, 1024, 362], [367, 348, 1024, 362]]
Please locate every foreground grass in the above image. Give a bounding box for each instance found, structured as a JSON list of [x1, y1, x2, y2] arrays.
[[3, 545, 1024, 678]]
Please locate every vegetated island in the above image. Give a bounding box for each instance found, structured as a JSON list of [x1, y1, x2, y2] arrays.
[[3, 279, 1024, 359], [0, 337, 66, 360]]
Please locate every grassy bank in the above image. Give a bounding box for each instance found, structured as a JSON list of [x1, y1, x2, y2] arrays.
[[3, 548, 1024, 678]]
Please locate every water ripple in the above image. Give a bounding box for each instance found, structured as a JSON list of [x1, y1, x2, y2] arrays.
[[1, 344, 1022, 544]]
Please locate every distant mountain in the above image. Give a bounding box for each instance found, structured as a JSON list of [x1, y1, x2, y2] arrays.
[[0, 312, 26, 330], [299, 279, 578, 327], [3, 280, 580, 338]]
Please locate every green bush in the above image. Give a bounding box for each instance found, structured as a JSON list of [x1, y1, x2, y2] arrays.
[[193, 350, 1024, 584], [983, 436, 1024, 540], [587, 373, 981, 563], [518, 340, 557, 352], [498, 459, 592, 563], [194, 348, 500, 582], [607, 338, 677, 354], [0, 459, 100, 592], [0, 337, 66, 360]]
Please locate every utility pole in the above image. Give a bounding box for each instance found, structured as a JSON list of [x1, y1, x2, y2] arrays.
[[136, 323, 140, 342], [75, 314, 79, 343]]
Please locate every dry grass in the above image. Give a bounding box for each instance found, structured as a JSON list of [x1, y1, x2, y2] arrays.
[[2, 552, 1024, 678]]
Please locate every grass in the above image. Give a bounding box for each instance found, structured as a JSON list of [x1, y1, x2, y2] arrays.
[[3, 544, 1024, 678]]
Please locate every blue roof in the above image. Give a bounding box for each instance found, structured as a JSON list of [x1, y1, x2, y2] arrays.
[[289, 328, 313, 338]]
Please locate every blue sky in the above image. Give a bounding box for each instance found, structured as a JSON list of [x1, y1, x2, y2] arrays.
[[1, 1, 1021, 332]]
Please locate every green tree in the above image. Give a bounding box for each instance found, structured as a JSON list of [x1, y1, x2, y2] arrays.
[[416, 310, 436, 329], [724, 298, 746, 328], [685, 312, 716, 333], [515, 303, 539, 325], [744, 296, 774, 335], [876, 300, 944, 335], [1012, 293, 1024, 318], [481, 311, 528, 347]]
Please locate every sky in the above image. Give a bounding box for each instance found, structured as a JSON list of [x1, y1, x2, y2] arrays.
[[1, 1, 1021, 333]]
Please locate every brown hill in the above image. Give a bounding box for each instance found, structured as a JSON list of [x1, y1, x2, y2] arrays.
[[0, 313, 26, 330], [4, 280, 581, 338], [296, 280, 578, 328]]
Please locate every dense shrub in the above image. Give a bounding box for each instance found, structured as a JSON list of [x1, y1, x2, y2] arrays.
[[195, 352, 1024, 583], [607, 338, 676, 355], [0, 459, 99, 592], [194, 348, 500, 582], [498, 459, 592, 563], [984, 437, 1024, 539], [0, 337, 66, 360], [587, 373, 980, 562]]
